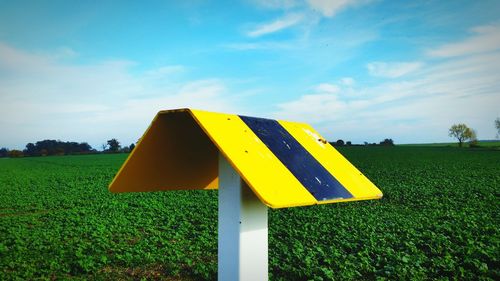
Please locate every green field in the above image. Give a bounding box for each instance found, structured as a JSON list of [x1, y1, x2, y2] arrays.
[[399, 140, 500, 148], [1, 147, 499, 280]]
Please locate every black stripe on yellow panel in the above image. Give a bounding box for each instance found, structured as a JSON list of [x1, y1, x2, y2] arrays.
[[239, 115, 353, 201]]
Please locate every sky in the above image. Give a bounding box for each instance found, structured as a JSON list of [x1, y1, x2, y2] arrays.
[[1, 0, 500, 150]]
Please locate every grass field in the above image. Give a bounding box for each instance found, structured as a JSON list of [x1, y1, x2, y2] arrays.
[[1, 147, 499, 280], [399, 140, 500, 148]]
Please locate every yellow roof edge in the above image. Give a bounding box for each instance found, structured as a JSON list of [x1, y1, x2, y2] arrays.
[[270, 200, 318, 209], [276, 118, 310, 127], [157, 108, 190, 114], [108, 112, 163, 192], [317, 194, 383, 205]]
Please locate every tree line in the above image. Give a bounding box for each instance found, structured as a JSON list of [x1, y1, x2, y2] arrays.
[[330, 138, 395, 147], [0, 139, 136, 158], [3, 117, 499, 158]]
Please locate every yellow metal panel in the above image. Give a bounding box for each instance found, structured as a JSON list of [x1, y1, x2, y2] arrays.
[[109, 109, 218, 193], [189, 109, 317, 208], [109, 108, 381, 208], [278, 120, 383, 201]]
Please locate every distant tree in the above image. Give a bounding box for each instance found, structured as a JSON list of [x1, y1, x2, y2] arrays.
[[380, 138, 395, 146], [25, 143, 37, 156], [55, 147, 65, 155], [0, 147, 9, 158], [335, 139, 345, 146], [470, 129, 477, 141], [469, 129, 479, 147], [22, 140, 93, 156], [496, 118, 500, 138], [78, 142, 92, 153], [448, 124, 474, 147], [346, 141, 352, 146], [107, 139, 121, 153], [8, 150, 24, 158], [364, 141, 368, 146], [129, 143, 135, 151]]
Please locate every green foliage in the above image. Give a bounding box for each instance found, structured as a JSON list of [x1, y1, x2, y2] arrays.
[[7, 149, 23, 158], [0, 148, 9, 158], [448, 124, 474, 147], [1, 147, 499, 280], [495, 117, 500, 137], [24, 140, 93, 156], [106, 138, 121, 153], [379, 138, 394, 146]]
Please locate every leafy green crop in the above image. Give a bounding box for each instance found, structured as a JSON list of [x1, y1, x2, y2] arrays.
[[0, 147, 498, 280]]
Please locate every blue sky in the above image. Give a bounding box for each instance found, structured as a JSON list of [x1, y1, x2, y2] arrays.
[[1, 0, 500, 149]]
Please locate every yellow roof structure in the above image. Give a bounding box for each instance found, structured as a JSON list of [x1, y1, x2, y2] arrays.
[[109, 108, 382, 208]]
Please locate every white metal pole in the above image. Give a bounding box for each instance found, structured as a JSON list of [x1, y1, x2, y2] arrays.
[[218, 153, 268, 281]]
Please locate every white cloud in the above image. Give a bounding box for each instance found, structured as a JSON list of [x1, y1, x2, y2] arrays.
[[340, 77, 355, 86], [144, 65, 186, 77], [54, 104, 110, 113], [52, 46, 79, 59], [84, 79, 235, 127], [275, 49, 500, 143], [314, 83, 340, 93], [276, 93, 346, 123], [250, 0, 369, 18], [366, 61, 423, 78], [247, 13, 304, 37], [427, 24, 500, 57], [0, 43, 241, 149], [250, 0, 299, 10], [306, 0, 364, 17]]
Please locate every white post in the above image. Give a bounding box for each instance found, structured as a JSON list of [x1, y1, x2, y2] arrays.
[[218, 154, 268, 281]]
